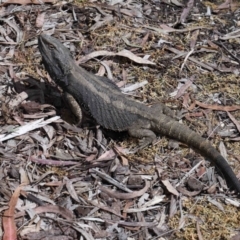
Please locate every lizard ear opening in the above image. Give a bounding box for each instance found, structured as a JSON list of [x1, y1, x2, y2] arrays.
[[69, 52, 74, 59]]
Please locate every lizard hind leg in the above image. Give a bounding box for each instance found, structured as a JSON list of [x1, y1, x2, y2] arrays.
[[150, 102, 175, 118], [128, 124, 156, 151]]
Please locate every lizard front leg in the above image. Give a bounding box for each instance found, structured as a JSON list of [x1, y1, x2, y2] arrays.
[[64, 92, 83, 125]]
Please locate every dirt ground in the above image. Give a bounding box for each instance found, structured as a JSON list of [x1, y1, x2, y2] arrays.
[[0, 0, 240, 239]]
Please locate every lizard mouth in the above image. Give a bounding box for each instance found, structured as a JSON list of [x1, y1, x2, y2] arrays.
[[38, 34, 51, 55], [38, 34, 46, 51], [38, 35, 49, 61]]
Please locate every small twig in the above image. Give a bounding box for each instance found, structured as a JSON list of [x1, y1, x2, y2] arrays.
[[176, 160, 204, 187], [92, 168, 133, 193], [213, 41, 240, 65], [180, 48, 194, 73]]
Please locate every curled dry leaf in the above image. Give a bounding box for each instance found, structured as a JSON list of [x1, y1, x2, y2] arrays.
[[3, 186, 22, 240], [34, 205, 74, 221], [77, 50, 155, 65], [118, 221, 157, 228], [19, 167, 30, 185], [36, 12, 45, 28], [117, 49, 155, 65], [65, 178, 80, 203], [161, 179, 179, 196], [180, 0, 194, 24], [176, 186, 202, 197], [97, 149, 116, 160], [120, 8, 142, 18], [141, 195, 165, 208], [30, 157, 79, 166], [3, 0, 55, 5], [171, 0, 183, 7], [0, 116, 60, 142], [89, 199, 124, 219], [174, 79, 193, 99], [195, 100, 240, 111], [8, 92, 28, 108], [99, 180, 151, 199], [227, 111, 240, 133], [187, 178, 203, 191], [121, 80, 148, 93]]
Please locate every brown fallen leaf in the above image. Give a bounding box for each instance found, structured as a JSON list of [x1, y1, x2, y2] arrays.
[[216, 0, 240, 11], [197, 166, 206, 178], [195, 100, 240, 111], [196, 220, 204, 240], [162, 179, 179, 196], [118, 221, 157, 228], [190, 30, 199, 50], [176, 186, 202, 197], [34, 205, 74, 220], [122, 201, 133, 219], [184, 112, 204, 122], [99, 180, 150, 200], [20, 190, 45, 206], [30, 157, 79, 166], [88, 199, 124, 218], [167, 47, 214, 71], [77, 50, 155, 65], [180, 0, 194, 24], [98, 149, 117, 160], [3, 186, 22, 240], [3, 0, 55, 5], [227, 112, 240, 134], [175, 79, 193, 99], [35, 12, 45, 28], [120, 8, 142, 18]]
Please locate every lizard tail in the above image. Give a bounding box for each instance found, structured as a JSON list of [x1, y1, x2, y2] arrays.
[[156, 116, 240, 193]]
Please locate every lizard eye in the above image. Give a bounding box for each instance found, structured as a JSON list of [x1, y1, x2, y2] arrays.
[[49, 44, 55, 50]]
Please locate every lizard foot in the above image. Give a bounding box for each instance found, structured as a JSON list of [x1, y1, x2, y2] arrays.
[[128, 127, 156, 153], [127, 137, 155, 154]]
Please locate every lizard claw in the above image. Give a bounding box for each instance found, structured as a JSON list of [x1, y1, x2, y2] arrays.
[[126, 137, 154, 154], [125, 148, 138, 154]]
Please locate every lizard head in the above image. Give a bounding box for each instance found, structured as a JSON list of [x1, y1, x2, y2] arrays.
[[38, 34, 73, 86]]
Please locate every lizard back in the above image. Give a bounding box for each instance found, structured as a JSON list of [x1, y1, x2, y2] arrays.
[[68, 65, 151, 131]]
